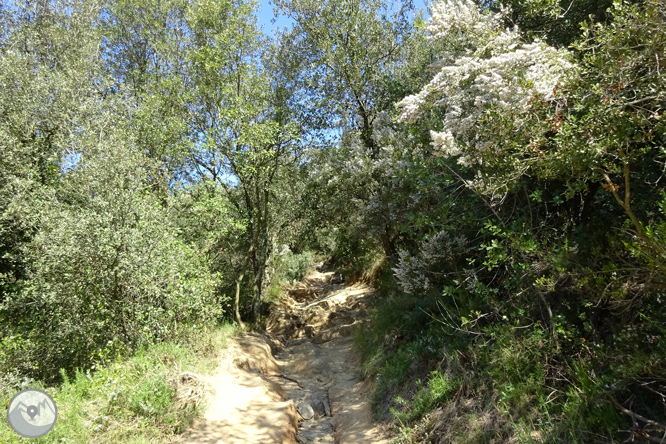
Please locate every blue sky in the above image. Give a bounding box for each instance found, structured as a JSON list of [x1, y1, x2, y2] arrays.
[[255, 0, 431, 35], [255, 0, 293, 34]]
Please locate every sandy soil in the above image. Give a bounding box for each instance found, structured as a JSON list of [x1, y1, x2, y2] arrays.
[[178, 265, 389, 444], [177, 334, 299, 444]]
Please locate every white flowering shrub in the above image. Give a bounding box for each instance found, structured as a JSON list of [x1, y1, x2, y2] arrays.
[[397, 0, 574, 193], [393, 230, 470, 295], [305, 108, 432, 260]]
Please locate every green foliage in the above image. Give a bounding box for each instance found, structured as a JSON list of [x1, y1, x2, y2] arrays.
[[274, 0, 425, 149], [275, 250, 316, 284], [0, 141, 225, 381], [0, 324, 239, 444], [0, 0, 105, 297], [393, 371, 461, 424], [491, 0, 616, 47]]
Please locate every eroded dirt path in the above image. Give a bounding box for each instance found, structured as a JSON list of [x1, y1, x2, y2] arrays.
[[266, 266, 389, 444], [179, 265, 388, 444], [178, 334, 299, 444]]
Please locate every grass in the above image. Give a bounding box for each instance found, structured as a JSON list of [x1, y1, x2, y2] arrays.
[[0, 323, 241, 444], [392, 370, 461, 424]]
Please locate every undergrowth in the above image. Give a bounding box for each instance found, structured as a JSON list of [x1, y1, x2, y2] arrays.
[[0, 323, 241, 444], [354, 250, 665, 444], [273, 249, 318, 285]]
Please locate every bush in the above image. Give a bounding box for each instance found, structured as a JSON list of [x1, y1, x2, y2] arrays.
[[272, 248, 316, 284], [0, 143, 225, 382]]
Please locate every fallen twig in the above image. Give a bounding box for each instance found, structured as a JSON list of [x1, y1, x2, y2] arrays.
[[609, 396, 666, 432]]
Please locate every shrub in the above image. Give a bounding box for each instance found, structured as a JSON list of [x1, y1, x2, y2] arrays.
[[0, 142, 225, 382], [272, 248, 316, 284]]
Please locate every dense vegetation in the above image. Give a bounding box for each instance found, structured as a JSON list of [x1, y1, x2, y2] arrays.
[[1, 0, 665, 442]]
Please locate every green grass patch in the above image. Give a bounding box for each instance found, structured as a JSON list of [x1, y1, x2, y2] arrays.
[[393, 370, 461, 424], [0, 323, 241, 444]]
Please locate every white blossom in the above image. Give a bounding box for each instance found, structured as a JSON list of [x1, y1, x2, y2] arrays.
[[397, 0, 574, 163], [426, 0, 502, 46]]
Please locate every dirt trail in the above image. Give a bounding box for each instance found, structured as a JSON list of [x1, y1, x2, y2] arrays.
[[178, 333, 299, 444], [267, 265, 389, 444], [179, 264, 389, 444]]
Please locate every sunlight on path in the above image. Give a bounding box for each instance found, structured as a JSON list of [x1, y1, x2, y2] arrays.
[[177, 335, 298, 444], [179, 264, 388, 444]]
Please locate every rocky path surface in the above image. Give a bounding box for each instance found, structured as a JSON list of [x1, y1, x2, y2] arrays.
[[179, 264, 389, 444], [266, 265, 389, 444]]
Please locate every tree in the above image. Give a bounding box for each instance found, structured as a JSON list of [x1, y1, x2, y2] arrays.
[[275, 0, 434, 258], [275, 0, 421, 157], [102, 0, 192, 193], [0, 0, 105, 301], [398, 0, 576, 195], [2, 129, 222, 380], [180, 0, 301, 322], [0, 0, 222, 381]]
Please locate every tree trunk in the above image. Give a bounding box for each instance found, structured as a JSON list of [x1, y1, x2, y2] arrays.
[[235, 272, 245, 329], [252, 261, 265, 323], [251, 230, 272, 323], [380, 224, 396, 258]]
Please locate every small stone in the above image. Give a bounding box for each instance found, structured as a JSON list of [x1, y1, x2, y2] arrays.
[[312, 399, 326, 417], [297, 401, 315, 420]]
